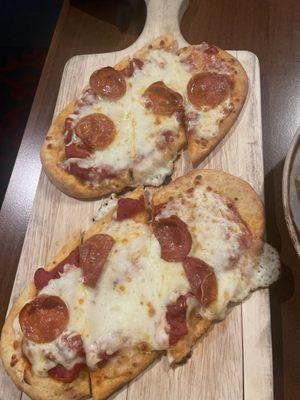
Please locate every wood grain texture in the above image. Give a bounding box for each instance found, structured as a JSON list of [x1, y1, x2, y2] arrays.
[[0, 1, 273, 399]]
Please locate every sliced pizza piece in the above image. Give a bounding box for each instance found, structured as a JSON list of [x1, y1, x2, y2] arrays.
[[0, 171, 280, 400], [0, 236, 91, 400], [179, 43, 248, 166], [41, 34, 186, 199], [41, 35, 247, 199]]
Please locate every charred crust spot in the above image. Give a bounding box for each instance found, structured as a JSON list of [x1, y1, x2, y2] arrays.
[[13, 340, 19, 349], [45, 136, 52, 141], [47, 144, 53, 149], [220, 119, 224, 124], [194, 175, 202, 185], [169, 196, 174, 201], [234, 197, 239, 201], [160, 40, 165, 46], [10, 354, 18, 367], [148, 44, 153, 49], [206, 186, 212, 191], [132, 362, 138, 367], [187, 187, 194, 193]]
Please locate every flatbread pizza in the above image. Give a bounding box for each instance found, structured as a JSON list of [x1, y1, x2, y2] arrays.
[[41, 35, 248, 199], [1, 169, 280, 399]]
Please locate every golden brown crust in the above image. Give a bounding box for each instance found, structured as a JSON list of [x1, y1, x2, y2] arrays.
[[41, 35, 248, 199], [152, 168, 264, 242], [1, 170, 264, 399], [90, 349, 159, 400], [40, 101, 132, 200], [182, 47, 248, 166], [41, 34, 185, 200], [0, 284, 90, 400], [152, 168, 265, 362]]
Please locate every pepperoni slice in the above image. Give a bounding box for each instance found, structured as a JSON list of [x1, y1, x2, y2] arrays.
[[65, 143, 93, 159], [142, 81, 183, 117], [153, 215, 192, 262], [79, 234, 114, 287], [183, 257, 217, 307], [19, 295, 69, 343], [48, 363, 84, 383], [166, 295, 188, 346], [34, 248, 79, 291], [75, 113, 116, 150], [89, 67, 126, 100], [187, 72, 232, 109], [116, 195, 145, 221]]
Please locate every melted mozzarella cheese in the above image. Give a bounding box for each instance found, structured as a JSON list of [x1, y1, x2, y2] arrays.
[[17, 186, 280, 374], [158, 186, 246, 272], [23, 221, 190, 373], [65, 49, 190, 186], [65, 48, 232, 186], [156, 185, 280, 320], [185, 99, 230, 140]]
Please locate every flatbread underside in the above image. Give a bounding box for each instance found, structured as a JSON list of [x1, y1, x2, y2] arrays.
[[40, 34, 186, 200], [0, 169, 264, 400]]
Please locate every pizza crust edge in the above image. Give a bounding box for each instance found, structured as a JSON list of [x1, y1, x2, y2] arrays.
[[40, 34, 186, 200], [0, 169, 265, 400], [186, 48, 249, 167]]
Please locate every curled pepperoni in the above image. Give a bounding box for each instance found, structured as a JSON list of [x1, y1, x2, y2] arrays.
[[183, 257, 217, 307], [187, 72, 232, 109], [79, 234, 115, 287], [153, 215, 192, 262], [48, 363, 84, 383], [142, 81, 183, 116], [34, 248, 79, 291], [166, 295, 188, 346], [116, 195, 145, 221], [75, 113, 116, 150], [65, 143, 93, 159], [89, 67, 126, 100], [19, 295, 69, 343]]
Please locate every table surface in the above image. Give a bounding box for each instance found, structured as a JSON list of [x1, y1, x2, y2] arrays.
[[0, 1, 299, 399]]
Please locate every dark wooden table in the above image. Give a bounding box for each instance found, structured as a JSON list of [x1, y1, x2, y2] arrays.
[[0, 0, 299, 398]]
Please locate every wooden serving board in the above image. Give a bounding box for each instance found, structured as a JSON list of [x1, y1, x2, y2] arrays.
[[0, 0, 274, 399]]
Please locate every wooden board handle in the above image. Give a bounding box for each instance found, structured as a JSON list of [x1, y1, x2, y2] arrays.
[[134, 0, 189, 46]]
